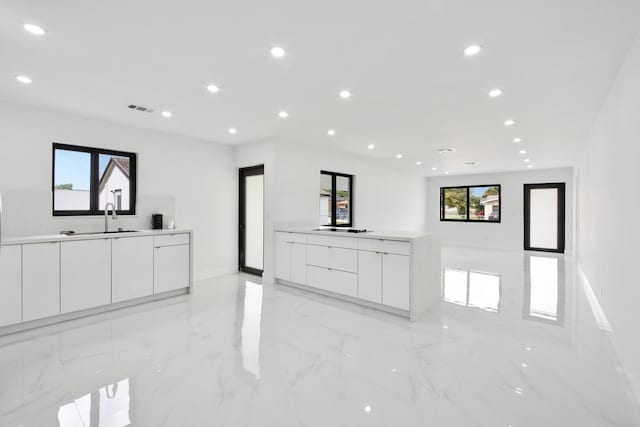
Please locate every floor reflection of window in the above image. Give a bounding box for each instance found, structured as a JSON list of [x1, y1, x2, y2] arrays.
[[241, 281, 263, 380], [468, 272, 500, 312], [528, 256, 559, 321], [443, 268, 501, 313], [57, 378, 131, 426]]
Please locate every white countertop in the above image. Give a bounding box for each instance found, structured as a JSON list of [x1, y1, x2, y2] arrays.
[[276, 227, 432, 241], [1, 229, 193, 245]]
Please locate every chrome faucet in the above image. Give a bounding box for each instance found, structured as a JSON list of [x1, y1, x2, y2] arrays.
[[105, 202, 118, 233]]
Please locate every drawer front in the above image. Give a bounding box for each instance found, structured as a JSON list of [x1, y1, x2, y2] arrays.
[[276, 232, 307, 244], [306, 266, 357, 298], [358, 238, 411, 256], [155, 233, 190, 247], [307, 245, 357, 273], [307, 234, 358, 249]]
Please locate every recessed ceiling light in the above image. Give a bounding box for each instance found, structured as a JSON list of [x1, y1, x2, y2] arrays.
[[367, 143, 375, 150], [270, 46, 286, 58], [504, 119, 515, 127], [206, 84, 220, 93], [445, 171, 449, 175], [396, 154, 403, 159], [416, 161, 422, 166], [24, 23, 46, 36], [524, 158, 530, 163], [327, 129, 336, 136], [16, 75, 32, 84], [431, 167, 437, 171], [528, 164, 534, 168], [464, 44, 482, 56], [364, 406, 372, 414], [519, 150, 527, 154], [513, 137, 522, 143], [228, 127, 237, 134], [489, 88, 503, 98], [161, 111, 172, 118], [278, 110, 289, 119], [339, 89, 352, 99]]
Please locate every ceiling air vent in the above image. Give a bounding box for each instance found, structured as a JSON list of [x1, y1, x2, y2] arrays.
[[464, 162, 478, 166], [436, 148, 456, 154], [127, 104, 154, 114]]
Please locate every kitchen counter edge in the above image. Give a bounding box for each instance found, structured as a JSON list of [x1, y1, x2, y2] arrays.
[[1, 229, 193, 246]]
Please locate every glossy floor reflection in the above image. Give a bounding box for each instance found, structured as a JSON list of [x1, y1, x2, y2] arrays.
[[1, 247, 639, 426]]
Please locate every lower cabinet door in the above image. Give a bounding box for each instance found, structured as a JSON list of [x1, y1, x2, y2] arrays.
[[275, 241, 291, 281], [358, 251, 382, 303], [61, 239, 112, 313], [290, 243, 307, 284], [154, 244, 190, 293], [23, 242, 60, 322], [382, 254, 410, 310], [0, 245, 22, 327], [112, 236, 154, 303]]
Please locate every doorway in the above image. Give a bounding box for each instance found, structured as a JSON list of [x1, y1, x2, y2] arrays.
[[239, 165, 264, 275], [524, 183, 566, 253]]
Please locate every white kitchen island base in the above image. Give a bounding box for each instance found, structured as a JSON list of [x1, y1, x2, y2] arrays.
[[275, 229, 440, 321]]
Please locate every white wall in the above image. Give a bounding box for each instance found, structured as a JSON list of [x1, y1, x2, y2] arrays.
[[0, 100, 237, 280], [426, 168, 574, 253], [235, 140, 427, 282], [576, 32, 640, 403]]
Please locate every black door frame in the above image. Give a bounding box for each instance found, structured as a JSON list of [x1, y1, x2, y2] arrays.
[[239, 165, 264, 276], [523, 183, 566, 253]]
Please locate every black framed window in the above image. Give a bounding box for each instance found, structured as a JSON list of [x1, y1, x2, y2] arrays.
[[52, 143, 137, 216], [320, 170, 353, 227], [440, 184, 500, 222]]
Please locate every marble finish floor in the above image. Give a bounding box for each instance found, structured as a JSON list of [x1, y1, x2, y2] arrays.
[[1, 247, 639, 426]]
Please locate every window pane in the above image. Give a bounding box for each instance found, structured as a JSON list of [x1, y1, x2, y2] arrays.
[[336, 176, 351, 225], [99, 154, 131, 210], [54, 149, 91, 211], [319, 173, 333, 226], [468, 272, 500, 312], [469, 186, 500, 221], [442, 188, 468, 220]]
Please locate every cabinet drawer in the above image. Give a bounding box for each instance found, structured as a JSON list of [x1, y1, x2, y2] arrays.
[[307, 245, 357, 273], [154, 233, 190, 247], [307, 234, 358, 249], [276, 232, 307, 244], [358, 238, 411, 255], [306, 266, 357, 298]]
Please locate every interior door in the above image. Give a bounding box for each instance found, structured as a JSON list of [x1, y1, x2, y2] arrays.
[[239, 165, 265, 275], [524, 183, 566, 253]]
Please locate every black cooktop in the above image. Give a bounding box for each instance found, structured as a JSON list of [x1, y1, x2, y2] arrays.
[[312, 228, 371, 233]]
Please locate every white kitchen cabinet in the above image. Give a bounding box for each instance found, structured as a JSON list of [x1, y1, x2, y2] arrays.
[[112, 236, 154, 303], [154, 244, 190, 293], [61, 239, 112, 313], [382, 253, 410, 310], [275, 240, 291, 281], [22, 242, 60, 322], [290, 242, 307, 284], [0, 245, 22, 327], [308, 245, 357, 273], [358, 251, 382, 304]]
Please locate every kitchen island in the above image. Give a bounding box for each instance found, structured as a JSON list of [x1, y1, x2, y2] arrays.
[[0, 229, 192, 336], [275, 228, 440, 320]]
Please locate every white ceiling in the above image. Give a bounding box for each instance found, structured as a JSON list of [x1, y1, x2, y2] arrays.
[[1, 0, 639, 176]]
